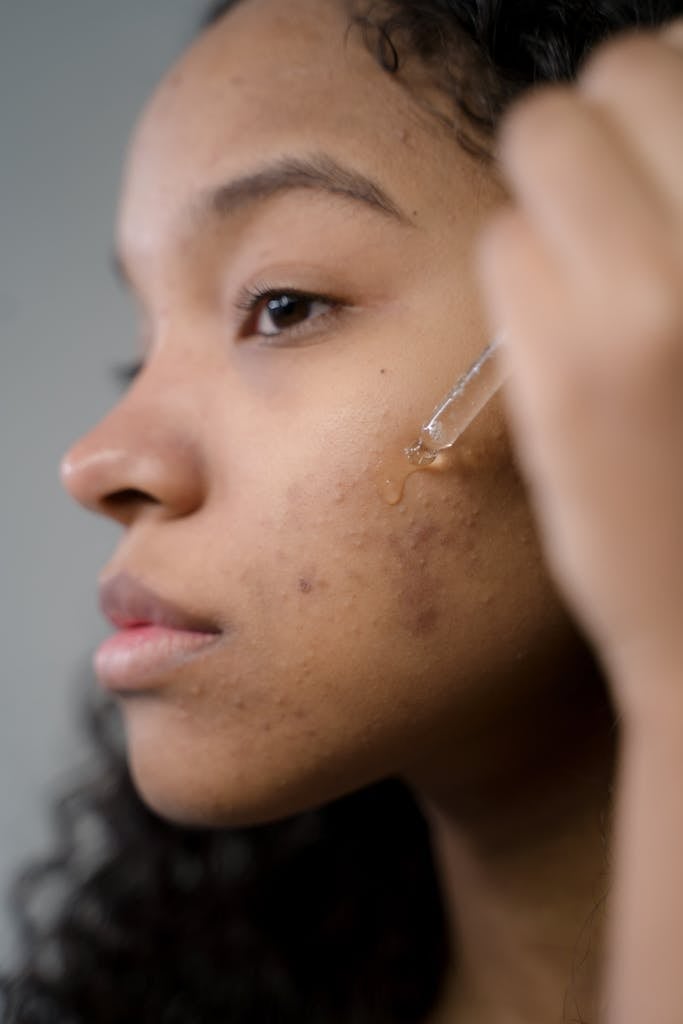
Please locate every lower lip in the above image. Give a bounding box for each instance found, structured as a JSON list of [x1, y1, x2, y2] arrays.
[[94, 625, 222, 692]]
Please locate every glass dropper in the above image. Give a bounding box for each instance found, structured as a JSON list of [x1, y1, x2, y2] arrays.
[[405, 335, 508, 466]]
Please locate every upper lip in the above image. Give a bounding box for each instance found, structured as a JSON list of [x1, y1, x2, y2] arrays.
[[98, 571, 222, 634]]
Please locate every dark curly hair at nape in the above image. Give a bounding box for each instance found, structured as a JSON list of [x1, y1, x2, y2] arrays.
[[1, 684, 447, 1024], [3, 1, 682, 1022]]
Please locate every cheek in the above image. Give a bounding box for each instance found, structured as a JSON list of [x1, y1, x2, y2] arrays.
[[245, 432, 503, 663], [121, 423, 568, 828]]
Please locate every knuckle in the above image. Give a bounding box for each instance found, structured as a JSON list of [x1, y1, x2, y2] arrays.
[[579, 32, 659, 96], [499, 86, 576, 160], [661, 17, 683, 50]]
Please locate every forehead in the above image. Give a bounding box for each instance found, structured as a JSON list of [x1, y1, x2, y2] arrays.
[[118, 0, 470, 252]]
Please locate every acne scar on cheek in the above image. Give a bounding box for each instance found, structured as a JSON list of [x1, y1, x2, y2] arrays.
[[414, 605, 439, 634], [296, 570, 328, 595], [388, 517, 445, 638]]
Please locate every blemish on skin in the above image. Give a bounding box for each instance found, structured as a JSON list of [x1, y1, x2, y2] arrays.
[[298, 577, 313, 594], [415, 605, 439, 634], [409, 523, 438, 549], [387, 520, 446, 639], [380, 368, 387, 375]]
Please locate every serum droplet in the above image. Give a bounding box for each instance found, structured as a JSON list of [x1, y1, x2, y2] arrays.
[[377, 444, 439, 505]]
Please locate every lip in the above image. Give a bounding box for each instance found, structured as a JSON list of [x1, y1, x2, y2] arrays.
[[95, 571, 223, 692], [99, 571, 222, 633]]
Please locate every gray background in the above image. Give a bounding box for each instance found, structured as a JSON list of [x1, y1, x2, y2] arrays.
[[0, 1, 207, 966]]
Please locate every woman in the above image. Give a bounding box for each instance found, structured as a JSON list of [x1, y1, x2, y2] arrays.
[[3, 1, 682, 1021]]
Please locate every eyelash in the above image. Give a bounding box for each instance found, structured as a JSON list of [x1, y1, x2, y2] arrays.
[[113, 284, 346, 387], [235, 282, 345, 341]]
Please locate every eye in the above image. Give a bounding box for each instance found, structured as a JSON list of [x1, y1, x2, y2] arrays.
[[111, 359, 144, 390], [236, 286, 343, 342], [110, 286, 345, 390]]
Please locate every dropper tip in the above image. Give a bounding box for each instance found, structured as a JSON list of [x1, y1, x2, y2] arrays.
[[405, 440, 438, 467]]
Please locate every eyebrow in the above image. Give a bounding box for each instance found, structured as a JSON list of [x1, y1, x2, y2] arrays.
[[204, 153, 409, 223], [113, 152, 410, 286]]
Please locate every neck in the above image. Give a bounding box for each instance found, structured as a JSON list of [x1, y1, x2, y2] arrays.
[[416, 659, 615, 1024]]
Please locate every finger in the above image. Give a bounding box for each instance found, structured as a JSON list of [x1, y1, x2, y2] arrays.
[[497, 87, 674, 303], [476, 208, 576, 460], [661, 15, 683, 49], [579, 31, 683, 217]]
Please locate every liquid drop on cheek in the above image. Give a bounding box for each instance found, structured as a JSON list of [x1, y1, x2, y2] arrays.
[[376, 446, 439, 505]]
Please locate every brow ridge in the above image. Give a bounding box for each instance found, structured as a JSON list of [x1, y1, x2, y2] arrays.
[[112, 153, 411, 288], [205, 152, 410, 224]]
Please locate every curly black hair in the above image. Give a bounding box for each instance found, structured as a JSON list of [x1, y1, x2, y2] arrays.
[[1, 685, 446, 1024], [206, 0, 682, 156], [3, 1, 680, 1021]]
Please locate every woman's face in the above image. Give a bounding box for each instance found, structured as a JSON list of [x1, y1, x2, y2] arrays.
[[61, 0, 580, 826]]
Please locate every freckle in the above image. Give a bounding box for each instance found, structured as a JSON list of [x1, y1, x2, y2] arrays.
[[380, 368, 387, 375], [298, 577, 313, 594]]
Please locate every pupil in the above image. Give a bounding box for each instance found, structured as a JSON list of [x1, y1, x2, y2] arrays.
[[267, 294, 308, 328]]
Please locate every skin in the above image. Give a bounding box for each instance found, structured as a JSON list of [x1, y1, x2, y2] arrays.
[[59, 1, 683, 1021], [480, 22, 683, 1024]]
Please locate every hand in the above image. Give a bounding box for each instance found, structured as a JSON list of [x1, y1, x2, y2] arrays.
[[476, 24, 683, 1024], [477, 21, 683, 717]]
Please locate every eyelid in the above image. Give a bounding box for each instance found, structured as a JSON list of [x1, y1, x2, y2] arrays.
[[233, 282, 350, 343], [112, 284, 352, 390]]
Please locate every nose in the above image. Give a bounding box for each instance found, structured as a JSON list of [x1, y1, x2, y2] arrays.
[[60, 386, 207, 527]]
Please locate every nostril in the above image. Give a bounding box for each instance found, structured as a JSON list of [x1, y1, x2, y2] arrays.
[[59, 425, 205, 522], [101, 488, 157, 519]]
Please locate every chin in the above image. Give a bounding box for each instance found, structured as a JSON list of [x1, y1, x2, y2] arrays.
[[116, 676, 401, 829], [127, 756, 290, 830], [123, 725, 367, 832]]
